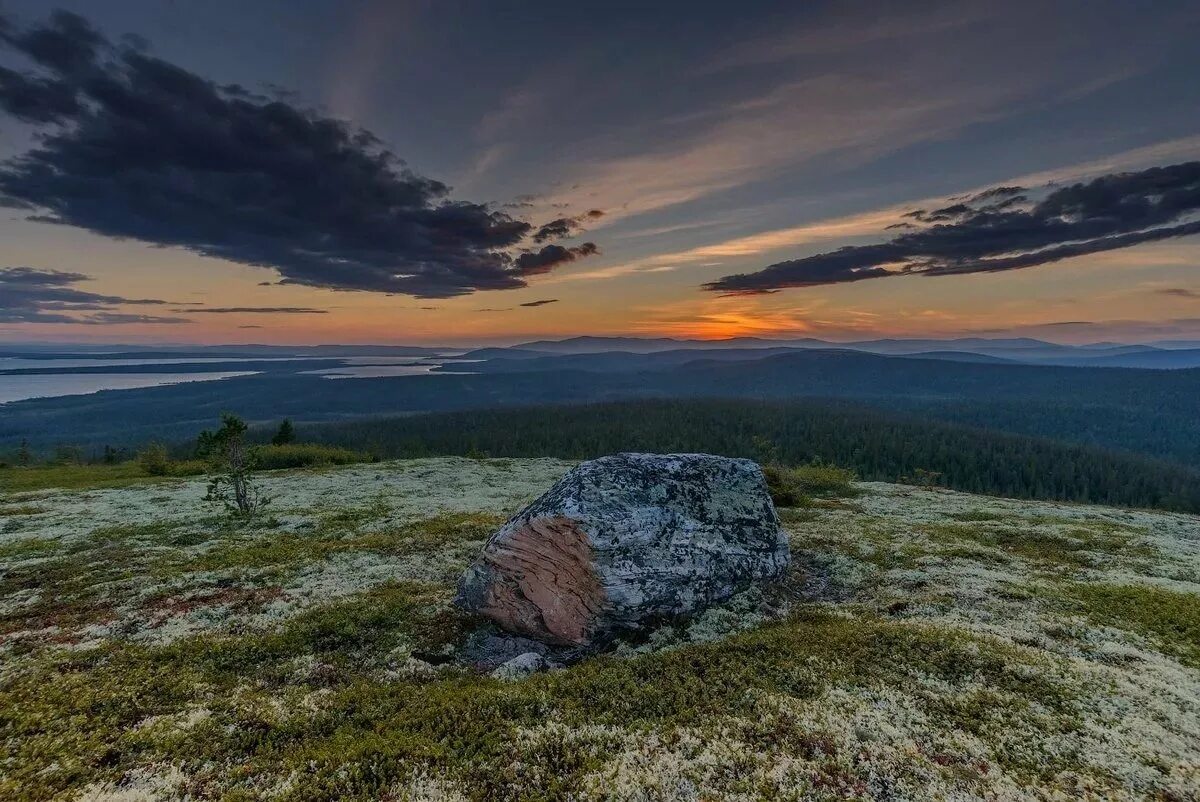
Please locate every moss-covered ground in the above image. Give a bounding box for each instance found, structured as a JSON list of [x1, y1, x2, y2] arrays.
[[1, 460, 1197, 800]]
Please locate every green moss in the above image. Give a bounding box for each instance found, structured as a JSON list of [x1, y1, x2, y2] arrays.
[[1062, 582, 1200, 667], [778, 507, 820, 525], [0, 462, 173, 492], [0, 536, 59, 560], [0, 523, 188, 637], [0, 602, 1084, 801], [386, 511, 506, 552], [87, 521, 180, 546], [0, 581, 458, 799], [787, 515, 926, 572], [313, 496, 393, 532], [0, 503, 45, 516], [949, 509, 1008, 522], [188, 511, 505, 574], [921, 521, 1155, 570], [0, 546, 135, 636]]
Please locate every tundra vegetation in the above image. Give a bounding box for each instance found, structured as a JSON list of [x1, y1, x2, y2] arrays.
[[1, 457, 1198, 800]]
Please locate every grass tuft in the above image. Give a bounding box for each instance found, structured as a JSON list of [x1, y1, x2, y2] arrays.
[[763, 463, 857, 508]]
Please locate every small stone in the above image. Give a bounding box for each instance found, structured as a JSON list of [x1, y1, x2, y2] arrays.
[[490, 651, 547, 681], [459, 629, 551, 669], [456, 452, 789, 649]]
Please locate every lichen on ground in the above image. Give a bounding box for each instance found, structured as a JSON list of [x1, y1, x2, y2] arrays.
[[1, 460, 1198, 800]]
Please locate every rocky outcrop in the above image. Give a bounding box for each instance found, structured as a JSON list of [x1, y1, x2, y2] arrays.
[[454, 453, 789, 648]]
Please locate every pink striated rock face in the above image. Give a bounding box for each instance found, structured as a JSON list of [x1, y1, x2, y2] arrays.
[[455, 453, 789, 648], [464, 516, 604, 645]]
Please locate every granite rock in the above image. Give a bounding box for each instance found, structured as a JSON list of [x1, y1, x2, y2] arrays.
[[455, 453, 789, 648]]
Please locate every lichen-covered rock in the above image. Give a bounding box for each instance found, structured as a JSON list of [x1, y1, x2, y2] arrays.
[[454, 453, 789, 648]]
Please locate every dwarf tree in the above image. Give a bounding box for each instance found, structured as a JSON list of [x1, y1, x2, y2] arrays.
[[202, 414, 270, 517]]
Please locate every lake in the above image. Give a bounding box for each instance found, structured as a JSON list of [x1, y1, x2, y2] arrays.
[[0, 371, 259, 404], [0, 354, 469, 403]]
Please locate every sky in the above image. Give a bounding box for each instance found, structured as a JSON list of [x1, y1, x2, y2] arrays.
[[1, 0, 1199, 346]]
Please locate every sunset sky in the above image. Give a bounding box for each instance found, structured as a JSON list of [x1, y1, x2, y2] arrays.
[[2, 1, 1200, 345]]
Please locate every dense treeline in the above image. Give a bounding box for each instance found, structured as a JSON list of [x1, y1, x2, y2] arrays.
[[301, 398, 1200, 513], [899, 398, 1200, 468]]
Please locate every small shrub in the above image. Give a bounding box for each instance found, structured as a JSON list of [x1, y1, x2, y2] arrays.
[[763, 461, 857, 507], [790, 462, 857, 496], [136, 443, 172, 476], [251, 443, 366, 470], [902, 467, 944, 489], [167, 459, 207, 476], [762, 465, 811, 508]]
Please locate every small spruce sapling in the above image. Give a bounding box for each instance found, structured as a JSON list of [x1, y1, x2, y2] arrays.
[[201, 414, 270, 517], [271, 418, 295, 446]]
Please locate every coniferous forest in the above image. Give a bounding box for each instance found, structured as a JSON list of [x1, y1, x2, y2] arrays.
[[302, 398, 1200, 512]]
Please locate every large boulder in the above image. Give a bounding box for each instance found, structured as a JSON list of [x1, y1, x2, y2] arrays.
[[454, 453, 789, 648]]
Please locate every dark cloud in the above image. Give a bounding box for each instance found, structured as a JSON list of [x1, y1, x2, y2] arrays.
[[519, 299, 559, 307], [967, 186, 1025, 202], [237, 324, 264, 329], [0, 266, 184, 323], [706, 162, 1200, 294], [902, 189, 1028, 224], [531, 209, 605, 243], [0, 65, 82, 122], [513, 242, 599, 276], [1157, 288, 1200, 299], [0, 11, 600, 299], [176, 307, 328, 314]]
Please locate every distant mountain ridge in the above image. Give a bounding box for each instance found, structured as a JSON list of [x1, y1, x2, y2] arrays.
[[484, 335, 1200, 369]]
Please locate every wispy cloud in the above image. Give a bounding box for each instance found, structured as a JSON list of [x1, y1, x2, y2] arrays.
[[531, 3, 1177, 226], [174, 307, 329, 314], [474, 298, 561, 312], [0, 266, 187, 324], [699, 2, 988, 74]]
